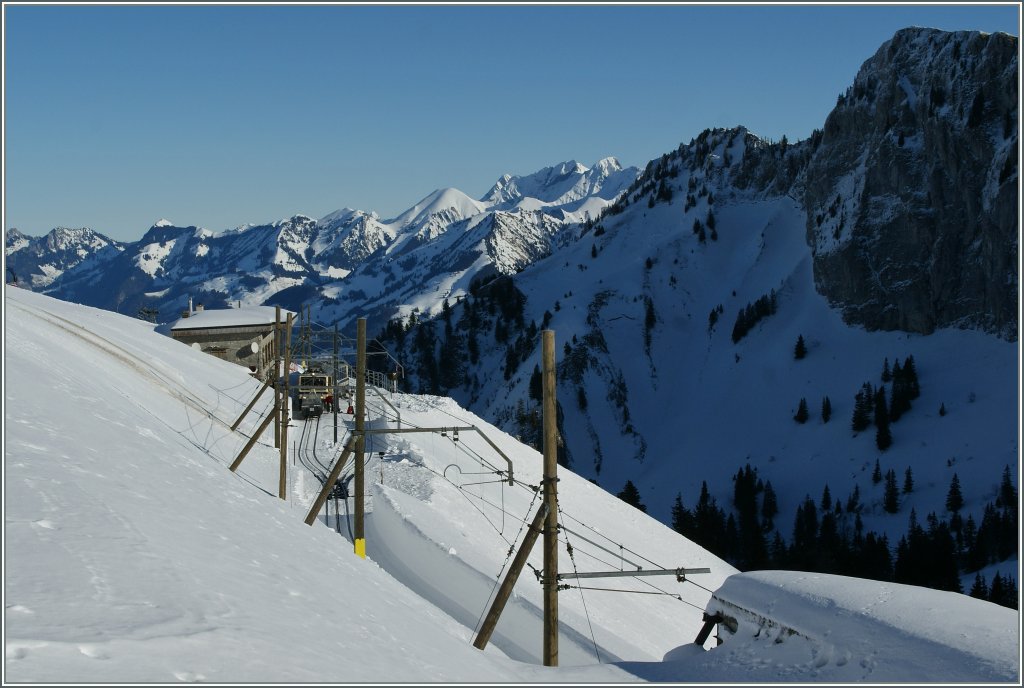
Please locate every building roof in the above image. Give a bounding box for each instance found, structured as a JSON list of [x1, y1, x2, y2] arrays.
[[170, 306, 295, 331]]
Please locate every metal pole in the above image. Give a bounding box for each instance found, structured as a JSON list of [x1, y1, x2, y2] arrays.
[[280, 313, 293, 500], [557, 567, 711, 580], [354, 318, 367, 558], [541, 329, 558, 666], [472, 502, 549, 651]]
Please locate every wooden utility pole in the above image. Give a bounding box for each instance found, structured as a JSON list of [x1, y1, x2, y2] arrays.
[[354, 317, 367, 558], [228, 407, 277, 472], [280, 313, 293, 500], [333, 322, 339, 444], [230, 375, 272, 432], [541, 329, 558, 666], [274, 306, 281, 449], [473, 502, 549, 651], [303, 436, 357, 526]]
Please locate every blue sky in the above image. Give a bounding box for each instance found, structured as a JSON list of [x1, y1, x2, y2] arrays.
[[4, 3, 1019, 241]]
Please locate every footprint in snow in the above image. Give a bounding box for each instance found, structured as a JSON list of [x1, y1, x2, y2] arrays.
[[78, 645, 110, 660], [173, 670, 207, 682]]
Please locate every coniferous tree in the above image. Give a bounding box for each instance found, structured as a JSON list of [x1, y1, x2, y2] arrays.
[[528, 365, 542, 402], [968, 572, 989, 600], [644, 297, 657, 352], [988, 573, 1008, 605], [820, 484, 833, 512], [926, 514, 962, 593], [821, 395, 832, 423], [881, 357, 892, 382], [616, 480, 647, 513], [903, 355, 920, 399], [872, 458, 883, 484], [794, 397, 809, 424], [770, 532, 788, 566], [946, 473, 964, 513], [939, 402, 947, 416], [794, 334, 807, 359], [790, 496, 820, 570], [761, 480, 779, 530], [875, 385, 892, 450], [732, 464, 768, 569], [731, 309, 747, 343], [671, 493, 694, 535], [693, 481, 727, 555], [846, 485, 861, 513], [884, 469, 900, 513], [852, 386, 873, 433], [990, 573, 1018, 609], [996, 465, 1017, 511], [903, 467, 914, 494]]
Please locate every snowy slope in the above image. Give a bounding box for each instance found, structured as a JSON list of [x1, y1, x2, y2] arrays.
[[417, 127, 1018, 570], [5, 286, 1016, 682]]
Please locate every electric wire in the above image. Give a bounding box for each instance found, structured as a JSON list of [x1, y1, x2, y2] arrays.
[[557, 500, 602, 663], [470, 484, 542, 639], [359, 392, 713, 627]]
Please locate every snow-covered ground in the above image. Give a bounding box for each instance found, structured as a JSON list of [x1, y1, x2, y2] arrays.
[[3, 286, 1019, 682]]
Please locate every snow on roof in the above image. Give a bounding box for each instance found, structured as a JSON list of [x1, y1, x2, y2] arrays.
[[170, 305, 294, 331]]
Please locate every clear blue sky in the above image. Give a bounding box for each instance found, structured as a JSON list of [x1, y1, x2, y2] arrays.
[[4, 3, 1019, 241]]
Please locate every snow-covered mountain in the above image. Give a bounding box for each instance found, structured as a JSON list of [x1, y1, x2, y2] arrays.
[[375, 27, 1018, 595], [4, 286, 1017, 682], [482, 156, 637, 215], [8, 158, 640, 328], [4, 226, 124, 289], [3, 27, 1017, 604], [382, 123, 1018, 558]]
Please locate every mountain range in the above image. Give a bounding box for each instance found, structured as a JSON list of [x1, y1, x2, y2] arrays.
[[4, 27, 1018, 581], [6, 156, 637, 329]]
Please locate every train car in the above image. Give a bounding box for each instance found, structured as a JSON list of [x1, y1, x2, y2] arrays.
[[294, 368, 334, 419]]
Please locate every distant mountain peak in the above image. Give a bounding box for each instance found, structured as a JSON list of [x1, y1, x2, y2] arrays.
[[482, 157, 640, 210], [389, 187, 486, 228], [594, 156, 623, 173], [153, 218, 175, 227]]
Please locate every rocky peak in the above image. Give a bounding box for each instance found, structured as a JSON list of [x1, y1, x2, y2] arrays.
[[804, 27, 1018, 340]]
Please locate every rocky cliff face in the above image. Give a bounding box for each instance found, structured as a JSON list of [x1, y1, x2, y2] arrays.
[[804, 28, 1018, 340]]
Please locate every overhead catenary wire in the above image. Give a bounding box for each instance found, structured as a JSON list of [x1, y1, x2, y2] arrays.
[[470, 481, 543, 640], [359, 391, 715, 626], [391, 408, 707, 598], [557, 500, 602, 664]]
